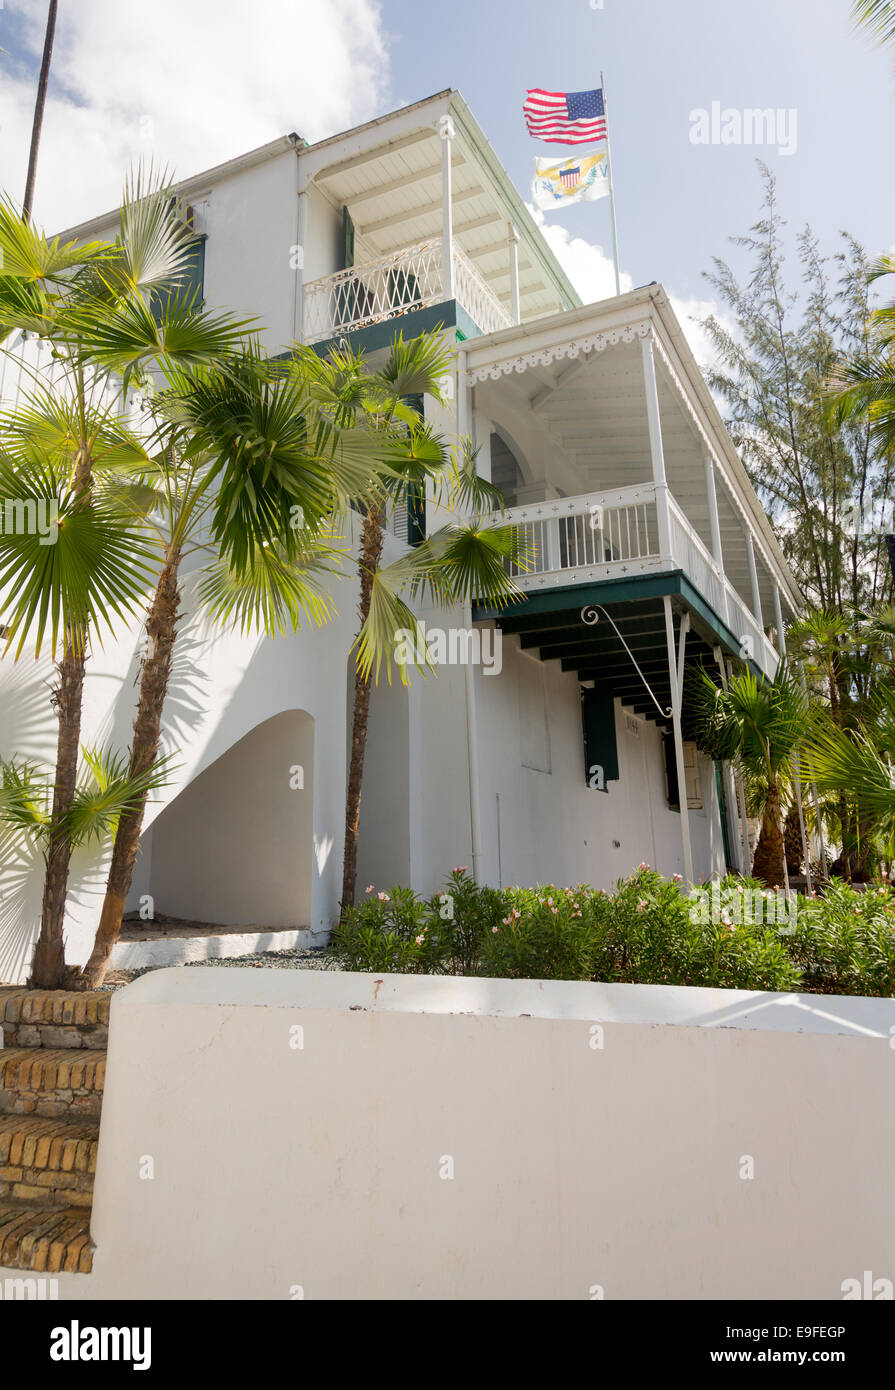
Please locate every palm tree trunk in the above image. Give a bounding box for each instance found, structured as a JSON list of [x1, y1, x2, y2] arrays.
[[341, 505, 385, 914], [29, 629, 86, 988], [80, 551, 182, 988], [22, 0, 58, 223], [29, 442, 92, 989], [751, 777, 786, 887]]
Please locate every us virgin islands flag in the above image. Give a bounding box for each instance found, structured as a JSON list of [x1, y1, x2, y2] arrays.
[[531, 151, 609, 210]]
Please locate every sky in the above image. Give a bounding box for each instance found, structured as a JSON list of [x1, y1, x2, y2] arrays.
[[0, 0, 891, 359]]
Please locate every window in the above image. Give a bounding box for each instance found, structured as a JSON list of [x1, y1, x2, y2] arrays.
[[663, 736, 702, 810]]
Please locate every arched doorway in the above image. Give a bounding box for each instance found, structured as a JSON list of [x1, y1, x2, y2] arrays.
[[138, 710, 315, 927]]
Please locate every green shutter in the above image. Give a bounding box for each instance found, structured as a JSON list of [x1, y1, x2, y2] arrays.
[[582, 687, 619, 791], [342, 207, 355, 270], [405, 394, 426, 546], [663, 733, 680, 811], [149, 236, 205, 324]]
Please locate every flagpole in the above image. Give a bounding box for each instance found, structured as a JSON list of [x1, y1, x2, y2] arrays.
[[600, 70, 621, 296]]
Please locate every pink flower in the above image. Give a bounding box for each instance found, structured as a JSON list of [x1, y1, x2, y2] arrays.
[[365, 885, 374, 894], [492, 925, 500, 934], [453, 866, 468, 874], [415, 935, 425, 946], [551, 907, 558, 915], [639, 862, 650, 871], [637, 899, 647, 912], [377, 892, 390, 902], [547, 897, 554, 907], [673, 873, 683, 883]]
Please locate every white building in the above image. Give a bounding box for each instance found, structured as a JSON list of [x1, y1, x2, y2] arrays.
[[0, 90, 800, 983]]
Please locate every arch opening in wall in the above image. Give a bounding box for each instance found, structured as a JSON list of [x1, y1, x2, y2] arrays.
[[489, 428, 530, 510], [133, 709, 315, 928]]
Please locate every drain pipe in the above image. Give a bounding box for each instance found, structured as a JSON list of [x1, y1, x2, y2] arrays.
[[458, 346, 484, 882]]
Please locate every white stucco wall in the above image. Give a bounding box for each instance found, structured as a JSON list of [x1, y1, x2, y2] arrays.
[[17, 966, 895, 1301], [396, 628, 724, 898], [144, 709, 315, 927]]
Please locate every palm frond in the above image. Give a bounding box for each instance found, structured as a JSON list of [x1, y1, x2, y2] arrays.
[[0, 454, 159, 657], [195, 536, 341, 637]]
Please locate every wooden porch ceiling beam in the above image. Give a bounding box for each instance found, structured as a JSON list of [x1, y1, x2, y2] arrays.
[[345, 155, 466, 207], [357, 186, 479, 236]]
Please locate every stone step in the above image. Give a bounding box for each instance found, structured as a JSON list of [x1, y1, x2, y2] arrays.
[[0, 1050, 106, 1122], [0, 1201, 93, 1273], [0, 986, 110, 1050], [0, 1115, 98, 1210]]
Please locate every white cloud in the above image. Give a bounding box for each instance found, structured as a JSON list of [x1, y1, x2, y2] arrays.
[[527, 203, 633, 304], [527, 204, 734, 374], [0, 0, 389, 232]]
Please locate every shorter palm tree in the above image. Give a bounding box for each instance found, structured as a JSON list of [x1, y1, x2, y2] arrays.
[[804, 687, 895, 848], [688, 666, 809, 886]]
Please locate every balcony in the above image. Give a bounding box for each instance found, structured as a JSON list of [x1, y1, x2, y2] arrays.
[[303, 239, 513, 345], [488, 483, 781, 680]]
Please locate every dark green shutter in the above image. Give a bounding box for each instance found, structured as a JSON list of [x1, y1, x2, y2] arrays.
[[405, 393, 426, 546], [149, 236, 205, 324], [582, 687, 619, 791], [663, 733, 680, 811], [342, 207, 355, 269]]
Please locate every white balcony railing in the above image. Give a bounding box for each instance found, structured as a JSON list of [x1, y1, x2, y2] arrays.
[[303, 239, 513, 344], [487, 483, 781, 679]]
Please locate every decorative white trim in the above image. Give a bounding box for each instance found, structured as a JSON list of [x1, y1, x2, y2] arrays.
[[466, 319, 651, 385], [650, 329, 785, 594]]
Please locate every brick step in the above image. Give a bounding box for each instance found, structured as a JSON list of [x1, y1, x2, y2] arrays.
[[0, 1115, 98, 1211], [0, 1201, 93, 1273], [0, 1050, 106, 1121], [0, 986, 110, 1050]]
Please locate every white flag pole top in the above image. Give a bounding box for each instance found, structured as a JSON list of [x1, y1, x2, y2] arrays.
[[600, 71, 621, 296]]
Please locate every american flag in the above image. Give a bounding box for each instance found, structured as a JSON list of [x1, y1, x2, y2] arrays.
[[523, 87, 608, 146]]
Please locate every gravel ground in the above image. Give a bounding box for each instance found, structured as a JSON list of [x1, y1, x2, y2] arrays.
[[105, 947, 340, 990]]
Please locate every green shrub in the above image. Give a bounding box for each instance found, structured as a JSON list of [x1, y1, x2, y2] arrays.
[[789, 879, 895, 996], [327, 868, 891, 998]]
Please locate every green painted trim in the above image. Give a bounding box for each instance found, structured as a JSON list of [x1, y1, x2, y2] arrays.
[[476, 570, 771, 674], [310, 300, 486, 359], [473, 572, 684, 621]]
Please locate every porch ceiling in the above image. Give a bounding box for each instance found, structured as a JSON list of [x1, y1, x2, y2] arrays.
[[309, 100, 566, 323], [472, 319, 794, 622]]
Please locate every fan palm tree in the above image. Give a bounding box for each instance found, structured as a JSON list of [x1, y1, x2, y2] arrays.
[[852, 1, 895, 61], [689, 666, 809, 885], [0, 174, 249, 986], [300, 335, 525, 913], [828, 256, 895, 454], [77, 346, 387, 987], [804, 686, 895, 845]]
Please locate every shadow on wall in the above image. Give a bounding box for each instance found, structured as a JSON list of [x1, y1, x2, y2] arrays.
[[129, 709, 316, 929]]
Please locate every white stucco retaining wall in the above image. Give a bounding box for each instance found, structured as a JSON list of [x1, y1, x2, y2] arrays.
[[15, 967, 895, 1301]]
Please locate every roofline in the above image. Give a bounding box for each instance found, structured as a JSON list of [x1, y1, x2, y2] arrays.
[[447, 92, 581, 314], [462, 284, 802, 610], [649, 285, 801, 611], [53, 88, 581, 315], [54, 132, 305, 242], [300, 89, 455, 158]]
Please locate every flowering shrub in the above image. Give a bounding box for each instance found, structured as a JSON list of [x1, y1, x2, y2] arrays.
[[328, 869, 895, 997], [788, 879, 895, 996]]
